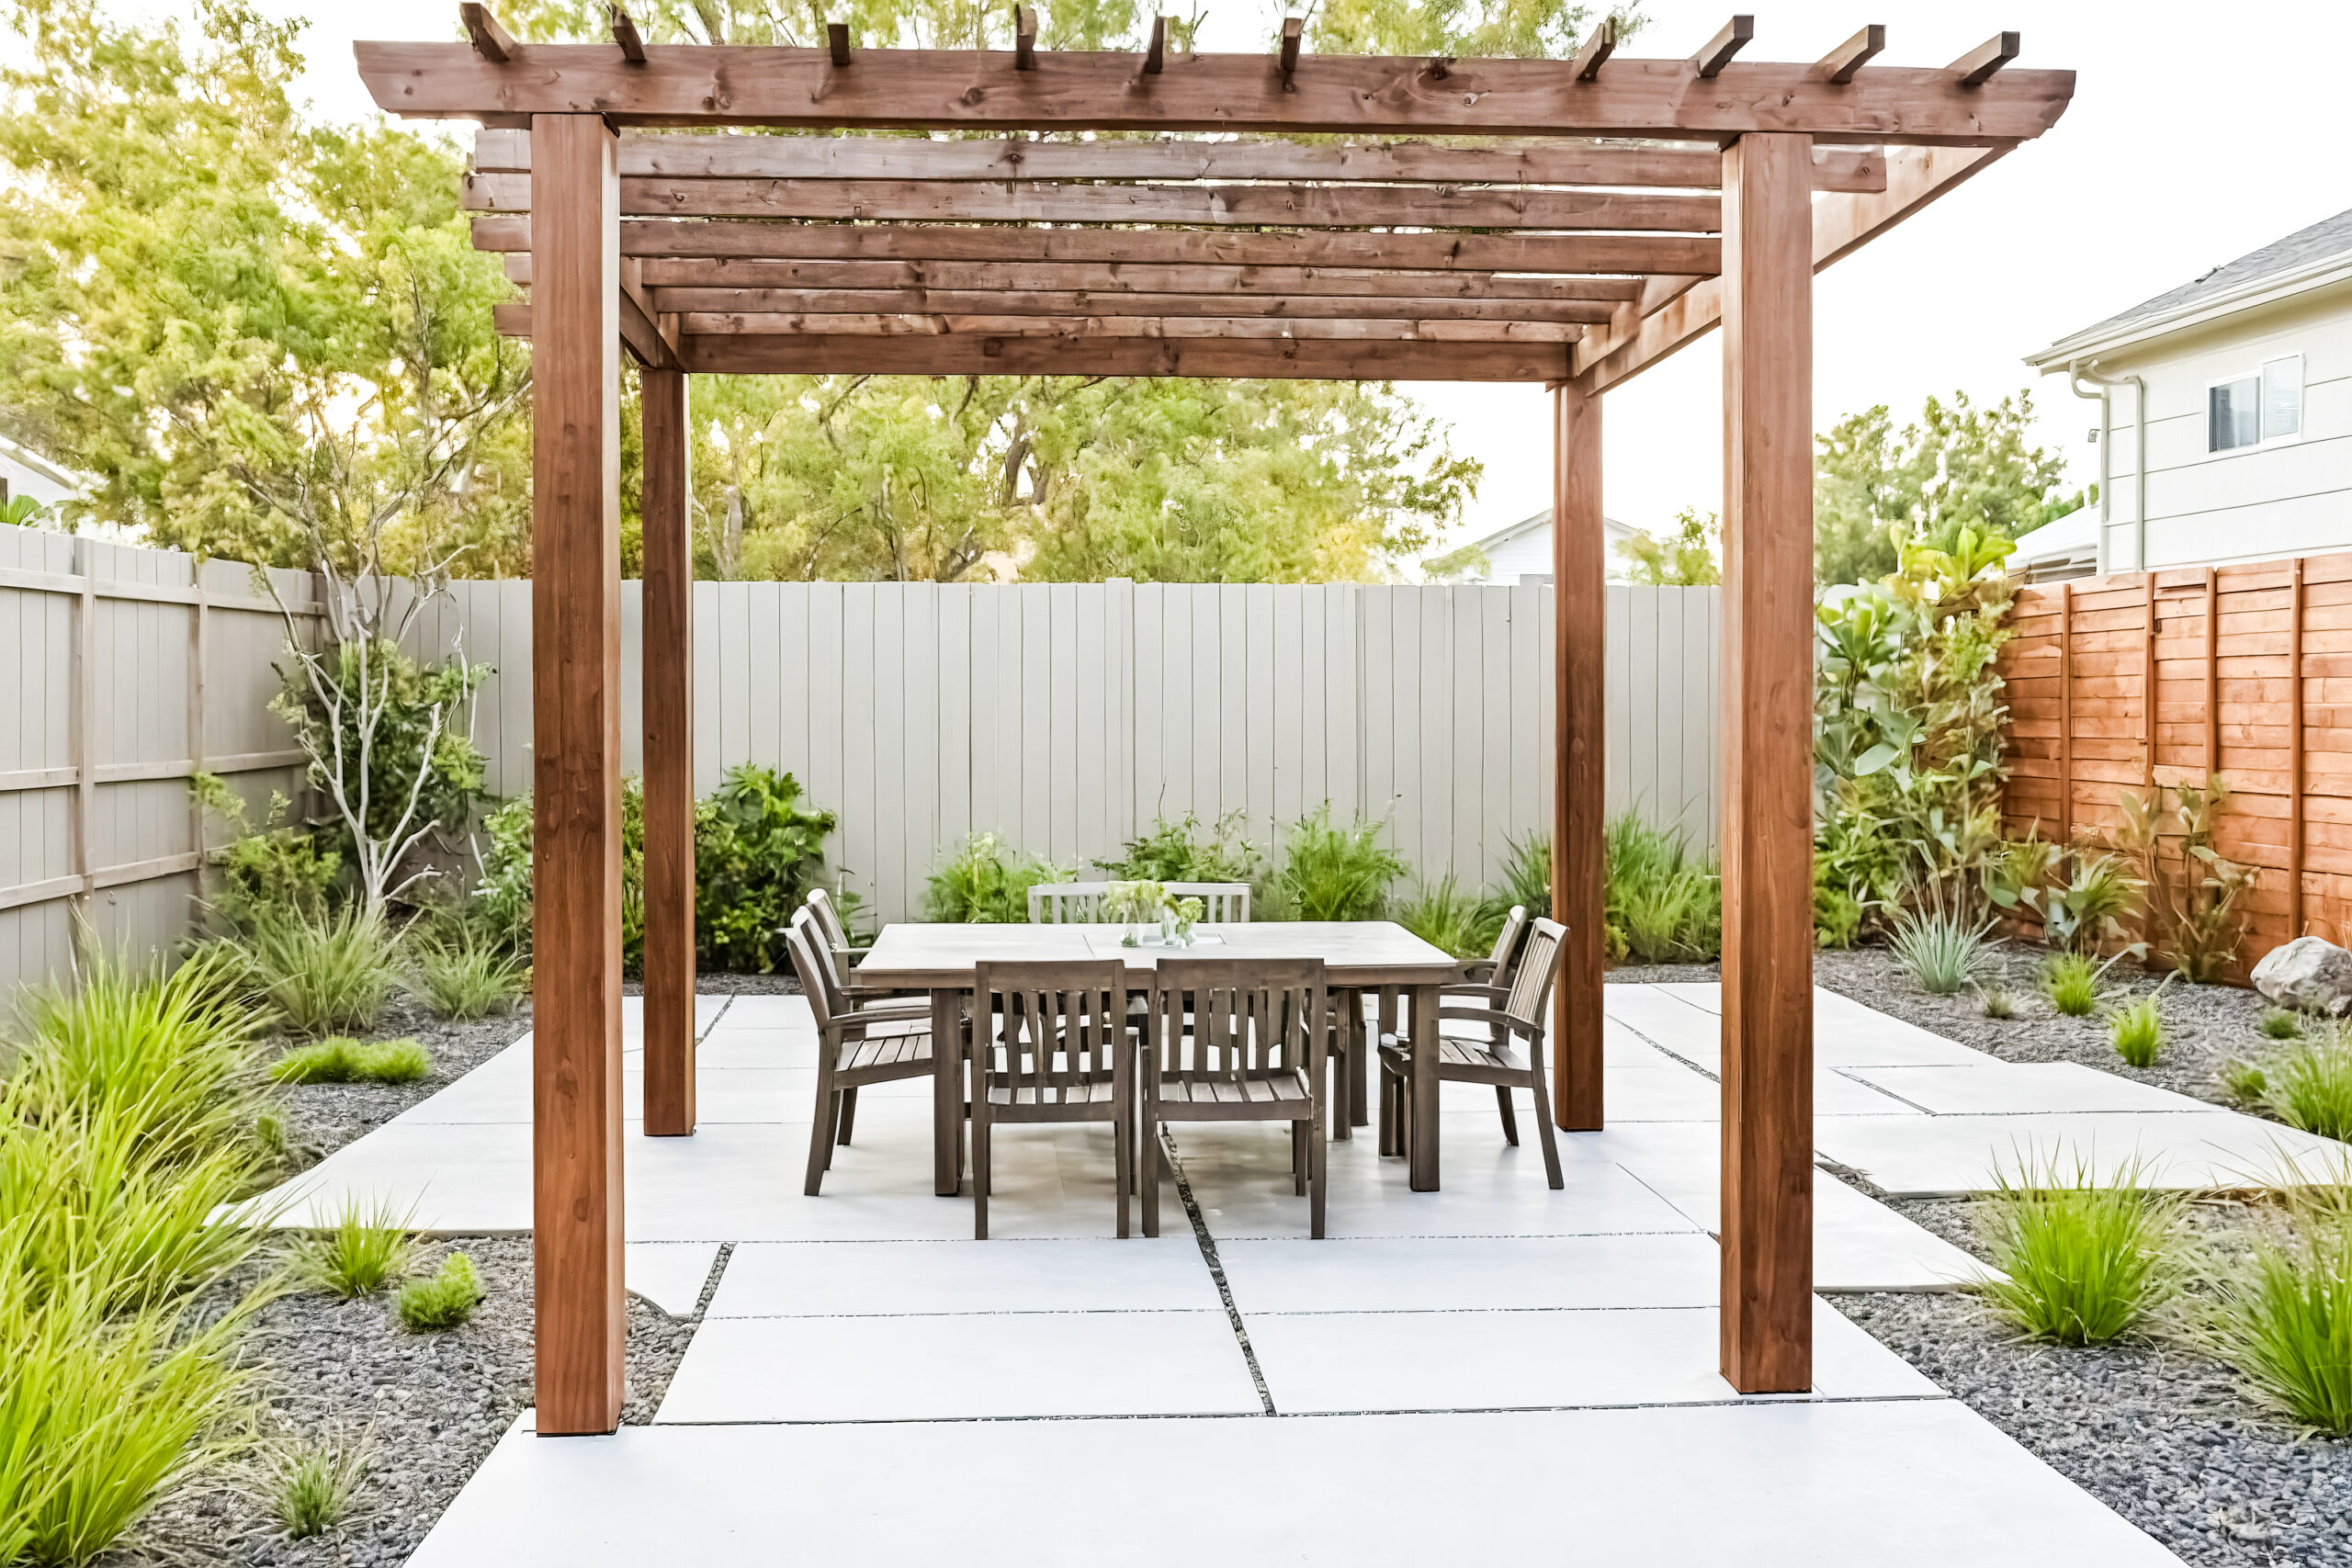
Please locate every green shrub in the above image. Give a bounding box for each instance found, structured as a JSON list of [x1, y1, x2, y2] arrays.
[[924, 832, 1074, 922], [1603, 813, 1720, 964], [271, 1429, 370, 1540], [2041, 951, 2100, 1017], [2260, 1028, 2352, 1142], [472, 795, 537, 951], [271, 1038, 431, 1088], [695, 764, 840, 972], [395, 1252, 482, 1333], [1888, 902, 1995, 995], [411, 932, 529, 1020], [188, 774, 342, 931], [1396, 875, 1491, 960], [243, 908, 402, 1035], [1096, 809, 1261, 884], [293, 1199, 415, 1299], [2109, 993, 2165, 1068], [2260, 1007, 2305, 1042], [1975, 1156, 2182, 1344], [2034, 850, 2143, 954], [1265, 805, 1407, 922], [1813, 876, 1863, 950]]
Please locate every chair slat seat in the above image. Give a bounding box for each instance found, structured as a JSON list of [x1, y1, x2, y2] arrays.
[[1379, 1034, 1524, 1079], [842, 1033, 934, 1074], [1153, 1068, 1313, 1109], [984, 1079, 1125, 1110]]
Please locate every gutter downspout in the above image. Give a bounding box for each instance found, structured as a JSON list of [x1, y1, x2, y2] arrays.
[[2068, 360, 2148, 573]]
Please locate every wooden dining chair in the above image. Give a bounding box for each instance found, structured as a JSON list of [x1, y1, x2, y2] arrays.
[[783, 919, 936, 1197], [1140, 957, 1329, 1238], [1026, 881, 1252, 923], [1377, 917, 1567, 1190], [804, 888, 920, 998], [969, 960, 1134, 1239]]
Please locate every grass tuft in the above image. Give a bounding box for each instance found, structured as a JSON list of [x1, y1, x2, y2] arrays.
[[1974, 1154, 2182, 1344], [271, 1038, 431, 1088], [1395, 875, 1491, 961], [395, 1253, 483, 1334], [2109, 993, 2165, 1069], [2041, 951, 2101, 1017], [1887, 902, 1994, 996], [2221, 1058, 2269, 1104], [2260, 1007, 2305, 1042], [270, 1429, 370, 1540], [1977, 983, 2019, 1020], [243, 909, 402, 1035], [2259, 1026, 2352, 1142], [292, 1198, 415, 1300], [1602, 813, 1720, 964], [410, 933, 529, 1021]]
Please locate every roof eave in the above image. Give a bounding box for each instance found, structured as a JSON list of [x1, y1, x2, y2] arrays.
[[2025, 253, 2352, 370]]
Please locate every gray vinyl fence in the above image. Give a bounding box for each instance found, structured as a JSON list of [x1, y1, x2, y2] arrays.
[[1, 523, 1721, 993]]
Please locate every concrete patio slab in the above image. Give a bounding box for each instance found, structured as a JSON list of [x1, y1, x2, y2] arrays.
[[408, 1403, 2182, 1568], [623, 1242, 723, 1317], [1216, 1233, 1721, 1313], [1243, 1297, 1940, 1414], [707, 1238, 1224, 1317], [1843, 1062, 2219, 1116], [1615, 983, 1992, 1069], [653, 1310, 1261, 1422], [1814, 1111, 2350, 1196]]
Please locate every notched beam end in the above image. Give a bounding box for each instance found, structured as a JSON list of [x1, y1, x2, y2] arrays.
[[1814, 23, 1883, 84], [1278, 16, 1303, 83], [610, 5, 646, 63], [1014, 5, 1037, 70], [1692, 14, 1753, 79], [1572, 17, 1616, 83], [459, 2, 515, 63], [1144, 15, 1168, 74], [828, 22, 852, 68], [1951, 30, 2020, 87]]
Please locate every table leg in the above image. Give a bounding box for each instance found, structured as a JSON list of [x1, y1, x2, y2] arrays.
[[1408, 982, 1441, 1190], [933, 987, 962, 1197]]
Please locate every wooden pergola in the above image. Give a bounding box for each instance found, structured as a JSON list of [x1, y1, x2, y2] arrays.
[[356, 11, 2072, 1436]]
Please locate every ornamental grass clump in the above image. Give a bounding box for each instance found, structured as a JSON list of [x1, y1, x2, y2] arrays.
[[270, 1038, 431, 1087], [270, 1429, 371, 1540], [1602, 813, 1719, 964], [1266, 805, 1407, 922], [1978, 983, 2019, 1020], [2257, 1025, 2352, 1143], [2260, 1007, 2305, 1042], [410, 931, 528, 1020], [2193, 1163, 2352, 1435], [2109, 992, 2165, 1069], [243, 908, 402, 1035], [293, 1198, 415, 1299], [1975, 1155, 2183, 1345], [2041, 952, 2101, 1017], [1887, 901, 1996, 996], [1396, 875, 1491, 961], [395, 1252, 482, 1334]]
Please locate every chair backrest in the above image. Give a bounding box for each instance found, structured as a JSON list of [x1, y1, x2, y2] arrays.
[[806, 886, 851, 953], [786, 906, 852, 1021], [1027, 881, 1253, 923], [1504, 918, 1568, 1034], [1486, 903, 1529, 978], [1146, 957, 1327, 1083], [971, 960, 1128, 1093]]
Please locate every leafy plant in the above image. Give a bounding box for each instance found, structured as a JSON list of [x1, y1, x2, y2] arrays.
[[1096, 809, 1261, 885], [271, 1038, 431, 1088], [1887, 898, 1995, 995], [924, 832, 1072, 923], [2030, 848, 2144, 954], [472, 795, 537, 952], [411, 931, 529, 1019], [2257, 1026, 2352, 1142], [2112, 775, 2259, 982], [293, 1199, 415, 1299], [2041, 952, 2101, 1017], [188, 774, 342, 931], [1614, 505, 1720, 586], [240, 908, 403, 1035], [1975, 1155, 2183, 1344], [1603, 813, 1720, 964], [2260, 1008, 2305, 1042], [2109, 992, 2165, 1069], [2192, 1168, 2352, 1435], [694, 764, 840, 972], [1396, 875, 1491, 960], [1813, 871, 1862, 950], [1265, 805, 1407, 922], [395, 1252, 483, 1333], [1494, 831, 1552, 921], [271, 1429, 371, 1540]]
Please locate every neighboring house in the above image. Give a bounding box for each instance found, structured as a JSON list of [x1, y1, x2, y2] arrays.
[[1424, 506, 1640, 583], [0, 433, 89, 516], [2020, 207, 2352, 580]]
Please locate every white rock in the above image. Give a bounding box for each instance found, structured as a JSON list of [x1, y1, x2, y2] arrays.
[[2250, 935, 2352, 1016]]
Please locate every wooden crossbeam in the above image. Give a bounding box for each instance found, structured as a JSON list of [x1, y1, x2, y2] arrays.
[[1144, 15, 1167, 73], [1572, 18, 1616, 81], [496, 301, 1583, 342], [1815, 24, 1883, 83], [621, 258, 1648, 300], [1014, 5, 1036, 70], [1951, 30, 2020, 86], [1278, 17, 1302, 82], [610, 6, 646, 63], [469, 128, 1889, 192], [469, 215, 1724, 276], [458, 2, 514, 62], [461, 172, 1724, 231], [1691, 16, 1753, 78], [644, 286, 1621, 324], [355, 43, 2075, 144], [671, 333, 1572, 378], [827, 22, 851, 68]]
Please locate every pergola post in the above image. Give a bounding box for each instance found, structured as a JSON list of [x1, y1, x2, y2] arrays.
[[1551, 382, 1605, 1131], [640, 364, 696, 1136], [529, 111, 628, 1437], [1717, 130, 1815, 1394]]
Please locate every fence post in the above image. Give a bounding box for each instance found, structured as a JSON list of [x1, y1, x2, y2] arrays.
[[2291, 557, 2306, 938], [2204, 567, 2219, 776], [2058, 580, 2073, 848], [69, 537, 95, 959], [187, 559, 209, 914], [2142, 572, 2157, 791]]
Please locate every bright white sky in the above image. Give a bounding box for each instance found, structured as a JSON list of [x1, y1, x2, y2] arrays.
[[102, 0, 2352, 557]]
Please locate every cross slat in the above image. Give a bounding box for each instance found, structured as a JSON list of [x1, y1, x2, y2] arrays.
[[642, 287, 1619, 324]]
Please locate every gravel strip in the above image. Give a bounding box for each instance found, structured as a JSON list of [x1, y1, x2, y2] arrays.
[[271, 997, 535, 1163]]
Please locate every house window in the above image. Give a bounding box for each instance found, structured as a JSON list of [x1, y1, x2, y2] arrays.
[[2210, 355, 2302, 451]]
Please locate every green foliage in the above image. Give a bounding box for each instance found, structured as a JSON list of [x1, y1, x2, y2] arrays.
[[1614, 507, 1720, 586], [2041, 952, 2102, 1017], [1602, 814, 1720, 964], [1494, 831, 1552, 922], [695, 765, 841, 972], [2109, 993, 2165, 1069], [2112, 775, 2259, 982], [924, 833, 1073, 923], [1813, 872, 1863, 950], [1396, 875, 1492, 961], [270, 1038, 430, 1088], [2261, 1008, 2306, 1042], [410, 931, 529, 1020], [1888, 902, 1995, 995], [270, 1429, 370, 1540], [2221, 1058, 2268, 1103], [1096, 809, 1261, 885], [293, 1199, 415, 1300], [471, 795, 537, 952], [2202, 1217, 2352, 1434], [1814, 390, 2075, 587], [1975, 1156, 2182, 1344], [395, 1252, 483, 1334], [1265, 806, 1408, 922], [2256, 1027, 2352, 1142], [1978, 983, 2019, 1020], [239, 908, 402, 1036], [2029, 848, 2144, 954], [188, 775, 341, 931]]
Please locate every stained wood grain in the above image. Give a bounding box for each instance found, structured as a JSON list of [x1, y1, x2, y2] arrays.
[[639, 364, 695, 1137], [1553, 383, 1605, 1133]]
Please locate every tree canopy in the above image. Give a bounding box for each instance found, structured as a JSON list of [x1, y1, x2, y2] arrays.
[[1813, 389, 2084, 587]]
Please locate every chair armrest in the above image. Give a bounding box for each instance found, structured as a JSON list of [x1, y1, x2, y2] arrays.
[[1438, 981, 1510, 1003], [1459, 959, 1498, 983], [1431, 1005, 1523, 1032], [838, 1002, 933, 1032]]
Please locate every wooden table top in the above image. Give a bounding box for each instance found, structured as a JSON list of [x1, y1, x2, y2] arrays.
[[856, 920, 1460, 987]]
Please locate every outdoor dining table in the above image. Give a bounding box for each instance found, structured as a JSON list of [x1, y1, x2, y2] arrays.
[[854, 920, 1464, 1194]]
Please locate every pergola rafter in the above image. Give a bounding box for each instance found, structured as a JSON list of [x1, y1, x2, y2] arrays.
[[356, 9, 2072, 1438]]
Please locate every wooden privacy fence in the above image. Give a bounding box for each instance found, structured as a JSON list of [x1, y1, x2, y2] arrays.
[[409, 578, 1723, 927], [1999, 552, 2352, 965], [0, 525, 320, 993]]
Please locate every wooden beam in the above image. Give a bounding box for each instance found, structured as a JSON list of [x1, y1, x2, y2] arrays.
[[474, 216, 1724, 276], [1572, 17, 1616, 81], [1553, 381, 1604, 1133], [356, 42, 2077, 145], [1951, 31, 2020, 87], [1143, 15, 1167, 73], [673, 310, 1582, 342], [640, 362, 695, 1140], [1815, 24, 1883, 84], [1014, 5, 1036, 70], [632, 257, 1647, 300], [459, 3, 514, 62], [1572, 142, 2004, 391], [616, 262, 676, 367], [673, 333, 1570, 378], [1278, 17, 1302, 82], [528, 111, 628, 1438], [1717, 130, 1814, 1398], [463, 172, 1724, 231], [470, 128, 1891, 192], [648, 287, 1619, 323], [1692, 16, 1753, 78], [611, 6, 645, 63]]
